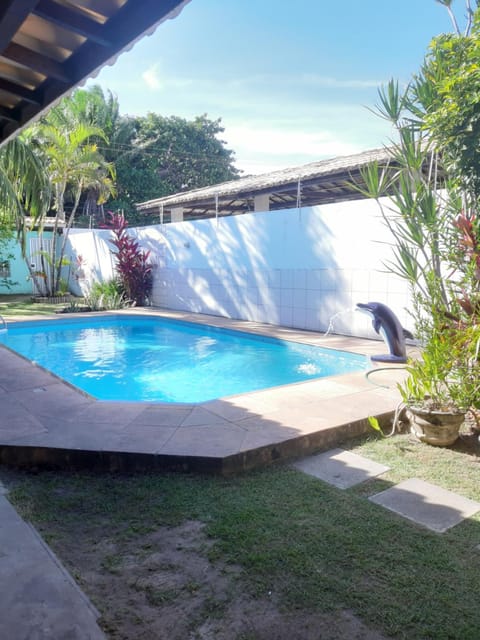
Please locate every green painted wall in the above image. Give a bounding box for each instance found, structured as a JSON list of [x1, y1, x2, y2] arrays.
[[0, 231, 54, 295]]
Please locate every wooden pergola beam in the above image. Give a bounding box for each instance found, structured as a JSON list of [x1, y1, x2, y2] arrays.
[[0, 0, 190, 145], [32, 0, 112, 47], [0, 0, 40, 50], [0, 104, 17, 121], [0, 77, 41, 104], [2, 43, 69, 82]]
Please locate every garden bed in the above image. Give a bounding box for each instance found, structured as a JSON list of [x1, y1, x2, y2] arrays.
[[32, 295, 73, 304]]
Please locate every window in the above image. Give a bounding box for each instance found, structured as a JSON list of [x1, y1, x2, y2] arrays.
[[0, 260, 10, 278]]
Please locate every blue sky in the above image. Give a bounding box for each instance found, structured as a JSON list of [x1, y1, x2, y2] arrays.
[[88, 0, 468, 175]]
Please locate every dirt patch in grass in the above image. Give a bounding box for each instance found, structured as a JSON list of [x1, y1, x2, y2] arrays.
[[52, 518, 388, 640]]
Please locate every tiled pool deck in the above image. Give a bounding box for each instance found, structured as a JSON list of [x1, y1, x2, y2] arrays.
[[0, 309, 406, 475]]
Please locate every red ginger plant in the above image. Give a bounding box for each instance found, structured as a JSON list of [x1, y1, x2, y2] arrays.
[[452, 211, 480, 320], [105, 211, 153, 306]]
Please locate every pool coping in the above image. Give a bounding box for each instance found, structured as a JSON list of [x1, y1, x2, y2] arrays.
[[0, 308, 406, 475]]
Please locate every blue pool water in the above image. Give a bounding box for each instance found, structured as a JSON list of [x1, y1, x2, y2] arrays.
[[0, 316, 367, 403]]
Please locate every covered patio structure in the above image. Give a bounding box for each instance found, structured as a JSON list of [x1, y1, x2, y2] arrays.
[[0, 0, 190, 145]]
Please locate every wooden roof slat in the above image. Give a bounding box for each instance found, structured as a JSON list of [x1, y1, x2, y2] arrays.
[[0, 1, 41, 49], [0, 104, 17, 121], [0, 76, 40, 103], [65, 0, 190, 76], [0, 0, 191, 145], [0, 58, 43, 86], [22, 13, 85, 51], [32, 0, 113, 47], [60, 0, 120, 20], [2, 42, 69, 81]]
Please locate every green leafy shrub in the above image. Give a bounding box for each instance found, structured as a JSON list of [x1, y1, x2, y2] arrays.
[[85, 278, 130, 311]]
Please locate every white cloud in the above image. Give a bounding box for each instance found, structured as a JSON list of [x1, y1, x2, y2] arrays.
[[142, 64, 162, 90], [223, 124, 364, 175], [299, 73, 382, 89], [229, 73, 382, 91], [225, 125, 358, 158]]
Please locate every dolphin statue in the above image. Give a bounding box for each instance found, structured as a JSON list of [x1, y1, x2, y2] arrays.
[[356, 301, 413, 363]]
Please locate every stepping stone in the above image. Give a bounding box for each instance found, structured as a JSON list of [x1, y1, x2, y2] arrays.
[[292, 448, 390, 489], [369, 478, 480, 533]]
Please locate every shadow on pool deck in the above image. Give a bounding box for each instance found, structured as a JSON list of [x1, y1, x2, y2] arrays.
[[0, 310, 406, 475]]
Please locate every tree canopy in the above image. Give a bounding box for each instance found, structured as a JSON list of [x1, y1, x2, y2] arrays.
[[109, 111, 240, 222], [59, 86, 240, 224], [412, 7, 480, 197]]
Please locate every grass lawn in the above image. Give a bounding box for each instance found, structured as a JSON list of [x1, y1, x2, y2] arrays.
[[2, 431, 480, 639], [0, 294, 68, 317]]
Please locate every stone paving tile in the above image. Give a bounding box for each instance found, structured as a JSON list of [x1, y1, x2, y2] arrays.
[[240, 422, 302, 451], [292, 448, 390, 489], [246, 391, 299, 413], [0, 346, 35, 368], [0, 420, 47, 443], [197, 399, 253, 422], [10, 383, 92, 417], [1, 432, 61, 448], [0, 395, 46, 421], [8, 422, 129, 451], [290, 379, 368, 400], [0, 496, 105, 640], [179, 406, 235, 428], [0, 365, 59, 392], [65, 401, 146, 425], [132, 405, 194, 427], [301, 373, 406, 400], [361, 367, 409, 390], [305, 389, 399, 424], [238, 412, 331, 434], [307, 372, 374, 392], [203, 396, 279, 422], [369, 478, 480, 533], [0, 397, 49, 443], [116, 424, 177, 453], [159, 424, 246, 457]]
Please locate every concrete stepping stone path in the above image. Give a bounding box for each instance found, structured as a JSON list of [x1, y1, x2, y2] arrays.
[[369, 478, 480, 533], [293, 448, 480, 533], [0, 494, 106, 640], [291, 448, 390, 489]]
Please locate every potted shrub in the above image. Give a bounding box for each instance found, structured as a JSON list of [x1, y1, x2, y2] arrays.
[[355, 7, 480, 445], [398, 318, 480, 445]]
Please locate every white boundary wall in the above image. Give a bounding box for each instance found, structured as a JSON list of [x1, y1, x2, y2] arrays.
[[66, 228, 116, 296], [65, 198, 413, 340]]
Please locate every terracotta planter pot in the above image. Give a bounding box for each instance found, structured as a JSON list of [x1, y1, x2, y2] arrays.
[[408, 406, 465, 446]]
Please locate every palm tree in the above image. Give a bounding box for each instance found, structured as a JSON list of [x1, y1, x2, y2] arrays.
[[62, 86, 136, 224], [0, 134, 50, 251], [29, 98, 115, 296]]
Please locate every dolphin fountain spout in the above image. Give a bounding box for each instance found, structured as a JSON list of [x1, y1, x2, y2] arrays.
[[356, 301, 413, 363]]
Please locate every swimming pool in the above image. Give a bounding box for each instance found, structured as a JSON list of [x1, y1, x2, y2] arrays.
[[0, 315, 367, 403]]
